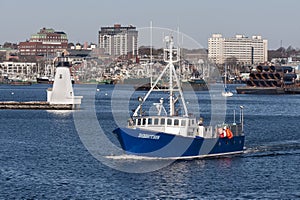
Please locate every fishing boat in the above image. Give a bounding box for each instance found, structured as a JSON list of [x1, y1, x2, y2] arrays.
[[113, 36, 245, 159]]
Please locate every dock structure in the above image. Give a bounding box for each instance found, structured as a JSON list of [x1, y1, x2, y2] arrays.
[[237, 65, 300, 94], [0, 101, 72, 110]]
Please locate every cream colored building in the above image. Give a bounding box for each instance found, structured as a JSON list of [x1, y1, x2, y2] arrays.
[[98, 24, 138, 57], [208, 34, 268, 65]]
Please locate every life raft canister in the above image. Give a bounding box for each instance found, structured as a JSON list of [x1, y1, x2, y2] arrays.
[[226, 128, 233, 139]]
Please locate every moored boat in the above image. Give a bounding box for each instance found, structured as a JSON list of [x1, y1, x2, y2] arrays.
[[9, 80, 32, 86], [7, 77, 33, 85], [37, 76, 75, 84], [113, 36, 245, 159], [36, 76, 54, 84], [181, 77, 208, 91], [134, 82, 168, 91]]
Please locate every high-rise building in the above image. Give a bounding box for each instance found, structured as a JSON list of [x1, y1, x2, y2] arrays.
[[19, 28, 68, 56], [208, 34, 268, 65], [98, 24, 138, 57]]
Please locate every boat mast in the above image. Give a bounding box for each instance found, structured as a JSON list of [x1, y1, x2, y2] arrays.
[[168, 38, 174, 116], [224, 63, 227, 89], [132, 36, 189, 117], [150, 21, 153, 87], [164, 36, 188, 117]]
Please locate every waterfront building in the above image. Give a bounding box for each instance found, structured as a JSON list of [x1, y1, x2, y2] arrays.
[[98, 24, 138, 57], [208, 34, 268, 65], [19, 28, 68, 56], [0, 61, 37, 76]]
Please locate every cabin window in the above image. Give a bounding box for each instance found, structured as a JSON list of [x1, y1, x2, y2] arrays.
[[59, 74, 62, 79], [154, 118, 159, 125], [137, 119, 141, 125], [188, 132, 194, 136], [161, 118, 165, 125], [167, 119, 172, 125], [181, 120, 186, 126], [148, 118, 152, 125], [174, 119, 179, 126], [142, 118, 146, 125], [128, 119, 134, 126]]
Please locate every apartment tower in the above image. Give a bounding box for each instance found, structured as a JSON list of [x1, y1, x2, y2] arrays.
[[208, 34, 268, 65], [98, 24, 138, 57]]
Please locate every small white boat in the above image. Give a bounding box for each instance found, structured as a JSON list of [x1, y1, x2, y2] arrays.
[[222, 89, 233, 97]]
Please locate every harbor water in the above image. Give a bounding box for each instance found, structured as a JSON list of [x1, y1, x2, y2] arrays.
[[0, 84, 299, 199]]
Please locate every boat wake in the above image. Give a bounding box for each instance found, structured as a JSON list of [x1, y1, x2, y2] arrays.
[[105, 154, 184, 160], [105, 151, 245, 161], [104, 140, 300, 161], [243, 140, 300, 158]]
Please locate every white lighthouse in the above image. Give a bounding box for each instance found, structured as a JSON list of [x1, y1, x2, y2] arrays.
[[47, 54, 82, 109]]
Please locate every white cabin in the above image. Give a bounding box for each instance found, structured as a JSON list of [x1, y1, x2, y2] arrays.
[[128, 116, 219, 138]]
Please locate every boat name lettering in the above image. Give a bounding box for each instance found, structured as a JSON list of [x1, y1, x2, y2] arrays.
[[138, 133, 160, 140]]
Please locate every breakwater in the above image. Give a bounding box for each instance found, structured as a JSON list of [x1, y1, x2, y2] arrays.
[[0, 101, 73, 110]]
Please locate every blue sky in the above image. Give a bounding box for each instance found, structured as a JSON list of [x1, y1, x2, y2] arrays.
[[1, 0, 300, 49]]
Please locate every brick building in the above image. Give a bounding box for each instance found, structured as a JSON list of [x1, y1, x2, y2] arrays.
[[19, 28, 68, 56]]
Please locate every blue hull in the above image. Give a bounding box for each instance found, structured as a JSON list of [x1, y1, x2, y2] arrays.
[[113, 127, 245, 158]]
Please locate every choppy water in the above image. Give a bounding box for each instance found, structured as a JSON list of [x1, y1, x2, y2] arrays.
[[0, 84, 299, 199]]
